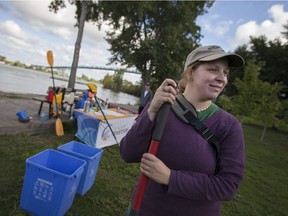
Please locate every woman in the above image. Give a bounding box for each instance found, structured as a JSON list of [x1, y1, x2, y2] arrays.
[[120, 45, 245, 216]]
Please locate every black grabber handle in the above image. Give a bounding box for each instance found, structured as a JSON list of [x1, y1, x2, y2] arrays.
[[152, 102, 171, 141]]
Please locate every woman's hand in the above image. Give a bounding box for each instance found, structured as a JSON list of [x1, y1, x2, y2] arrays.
[[140, 153, 171, 185], [147, 78, 178, 121]]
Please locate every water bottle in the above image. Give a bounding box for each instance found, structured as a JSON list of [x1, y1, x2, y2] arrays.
[[84, 99, 91, 113], [40, 112, 49, 122]]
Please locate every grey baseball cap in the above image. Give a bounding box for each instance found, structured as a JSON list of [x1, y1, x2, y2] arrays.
[[184, 45, 245, 70]]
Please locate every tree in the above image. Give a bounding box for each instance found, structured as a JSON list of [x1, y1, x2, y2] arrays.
[[249, 36, 288, 86], [224, 44, 250, 97], [99, 1, 213, 86], [49, 0, 92, 89], [68, 0, 89, 89], [0, 55, 6, 62], [81, 73, 89, 81], [49, 1, 213, 88], [232, 35, 288, 90], [231, 60, 281, 141], [112, 69, 124, 91], [281, 21, 288, 40], [221, 23, 288, 133], [230, 35, 288, 116], [102, 73, 112, 89]]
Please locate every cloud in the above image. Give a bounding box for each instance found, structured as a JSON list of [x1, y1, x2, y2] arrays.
[[231, 4, 288, 48], [199, 14, 234, 36], [10, 1, 76, 41], [0, 20, 27, 40], [0, 1, 112, 68], [0, 19, 47, 61]]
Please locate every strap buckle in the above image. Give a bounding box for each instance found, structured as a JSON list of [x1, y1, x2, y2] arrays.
[[197, 125, 213, 141]]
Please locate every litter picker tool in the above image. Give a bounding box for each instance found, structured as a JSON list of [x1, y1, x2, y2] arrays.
[[86, 83, 119, 146], [129, 102, 170, 215]]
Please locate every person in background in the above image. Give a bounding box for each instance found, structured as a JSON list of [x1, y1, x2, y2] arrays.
[[74, 90, 93, 110], [121, 45, 245, 215], [53, 86, 64, 105], [138, 81, 153, 114], [62, 88, 76, 112], [52, 86, 64, 117], [45, 86, 54, 103]]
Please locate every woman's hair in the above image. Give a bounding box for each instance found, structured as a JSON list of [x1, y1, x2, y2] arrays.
[[178, 62, 202, 93], [55, 87, 61, 94]]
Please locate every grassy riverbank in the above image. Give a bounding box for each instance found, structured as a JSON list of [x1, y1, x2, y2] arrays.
[[0, 124, 287, 215]]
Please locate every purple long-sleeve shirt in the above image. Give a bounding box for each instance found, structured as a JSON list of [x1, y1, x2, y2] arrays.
[[120, 106, 245, 216]]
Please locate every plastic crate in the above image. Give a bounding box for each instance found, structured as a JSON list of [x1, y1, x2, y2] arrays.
[[20, 149, 86, 216], [58, 141, 103, 196]]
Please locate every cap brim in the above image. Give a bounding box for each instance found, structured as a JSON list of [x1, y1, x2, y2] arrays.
[[199, 53, 245, 68]]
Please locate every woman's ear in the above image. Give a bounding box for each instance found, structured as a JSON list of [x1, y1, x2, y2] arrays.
[[184, 66, 193, 81]]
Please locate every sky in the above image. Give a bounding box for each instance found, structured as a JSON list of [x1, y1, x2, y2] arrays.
[[1, 0, 288, 83]]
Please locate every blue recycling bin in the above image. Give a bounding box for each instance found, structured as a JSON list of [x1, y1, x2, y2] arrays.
[[58, 141, 103, 196], [20, 149, 86, 216]]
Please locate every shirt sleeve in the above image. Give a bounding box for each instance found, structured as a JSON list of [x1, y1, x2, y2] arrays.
[[120, 105, 155, 163], [167, 119, 245, 201]]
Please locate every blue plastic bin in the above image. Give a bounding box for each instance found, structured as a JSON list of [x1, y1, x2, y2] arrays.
[[58, 141, 103, 196], [20, 149, 86, 216]]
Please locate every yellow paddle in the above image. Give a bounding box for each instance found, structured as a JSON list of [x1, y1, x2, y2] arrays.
[[47, 50, 64, 136]]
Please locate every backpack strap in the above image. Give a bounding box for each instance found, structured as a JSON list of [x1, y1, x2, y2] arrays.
[[171, 95, 220, 174], [171, 94, 197, 124]]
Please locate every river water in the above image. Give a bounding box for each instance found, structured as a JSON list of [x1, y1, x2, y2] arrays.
[[0, 64, 139, 105]]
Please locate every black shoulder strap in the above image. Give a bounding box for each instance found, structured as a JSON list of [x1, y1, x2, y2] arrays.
[[172, 95, 220, 174]]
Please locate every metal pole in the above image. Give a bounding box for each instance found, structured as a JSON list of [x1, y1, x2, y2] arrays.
[[93, 95, 119, 146]]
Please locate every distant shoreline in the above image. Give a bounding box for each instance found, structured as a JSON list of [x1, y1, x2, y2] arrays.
[[0, 63, 100, 85], [0, 91, 139, 113]]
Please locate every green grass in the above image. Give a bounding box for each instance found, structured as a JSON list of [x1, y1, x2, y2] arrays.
[[0, 125, 287, 216]]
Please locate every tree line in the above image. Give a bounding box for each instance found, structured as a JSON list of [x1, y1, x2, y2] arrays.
[[223, 32, 288, 136], [101, 69, 142, 96]]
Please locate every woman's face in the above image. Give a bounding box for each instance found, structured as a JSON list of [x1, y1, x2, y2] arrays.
[[187, 58, 229, 101]]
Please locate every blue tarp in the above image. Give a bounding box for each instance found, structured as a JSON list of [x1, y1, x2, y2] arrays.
[[75, 113, 100, 146]]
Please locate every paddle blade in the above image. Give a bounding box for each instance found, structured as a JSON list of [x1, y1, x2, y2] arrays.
[[55, 117, 64, 136], [47, 50, 54, 67]]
